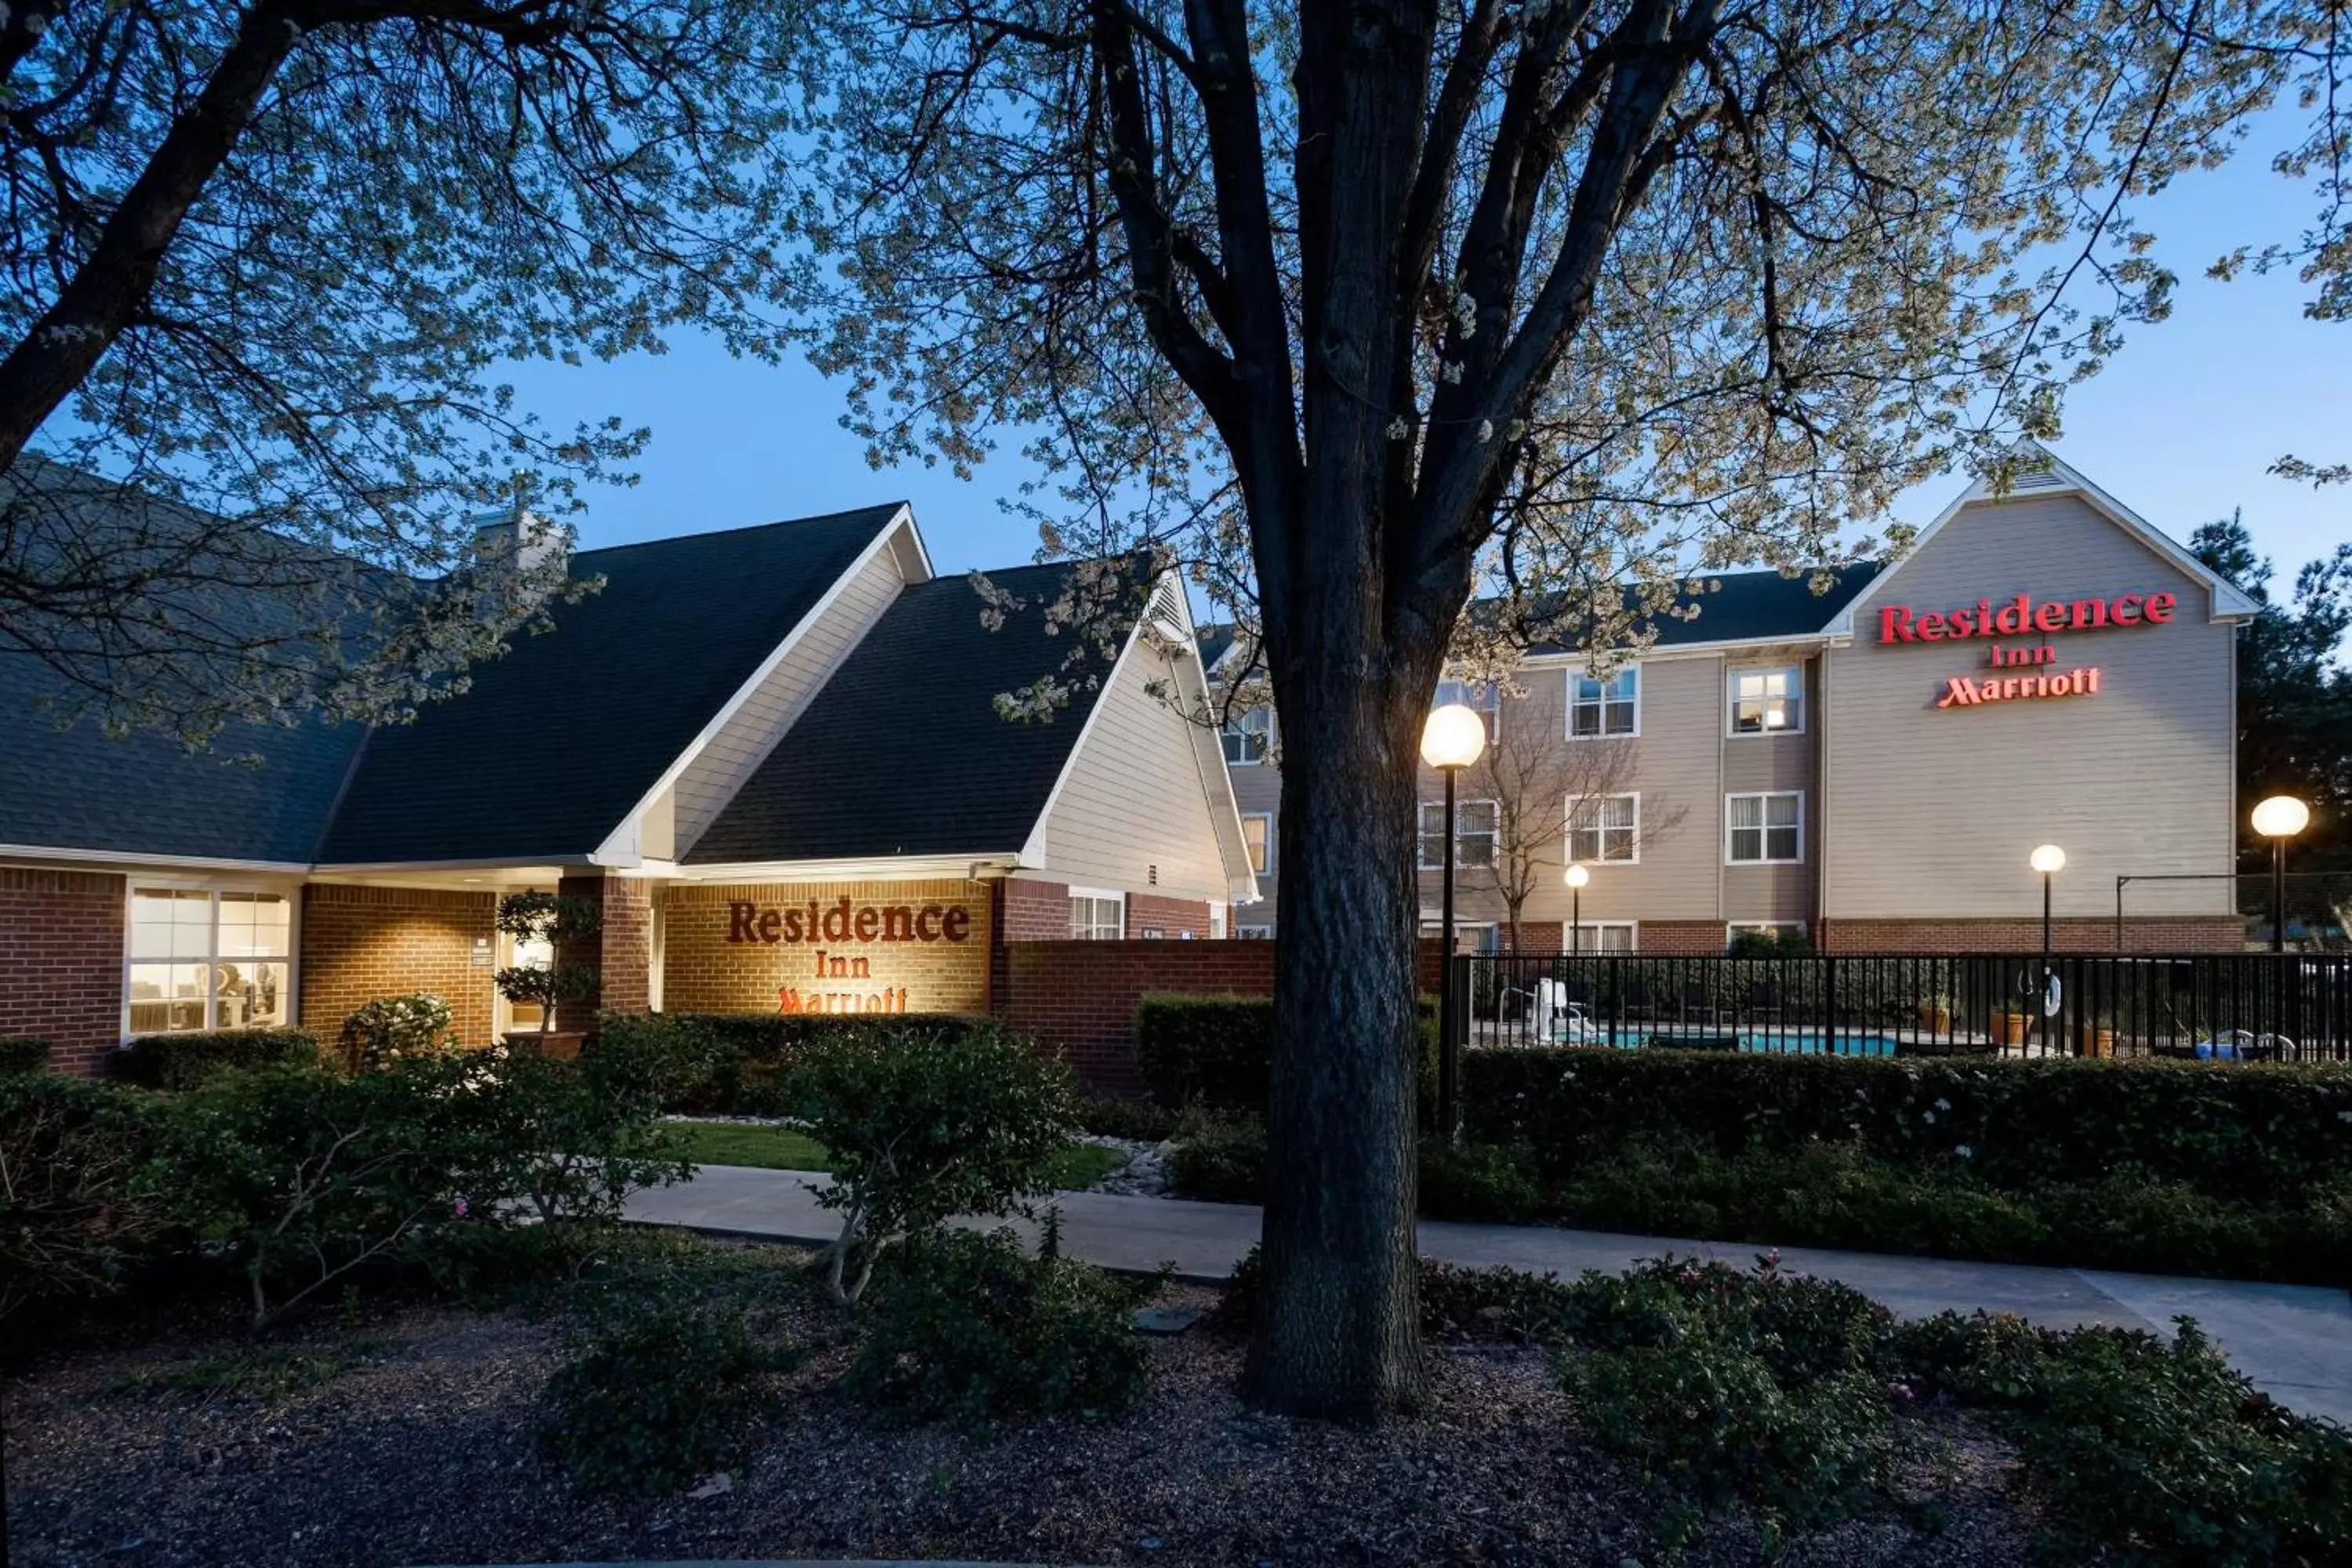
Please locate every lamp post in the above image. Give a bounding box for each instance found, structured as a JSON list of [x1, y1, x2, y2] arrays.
[[1421, 702, 1487, 1141], [1566, 864, 1589, 955], [2251, 795, 2310, 953], [2030, 844, 2065, 1054]]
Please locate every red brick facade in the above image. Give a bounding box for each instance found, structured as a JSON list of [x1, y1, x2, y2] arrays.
[[999, 938, 1275, 1093], [1002, 877, 1072, 941], [299, 884, 498, 1049], [1817, 916, 2244, 954], [0, 866, 126, 1076], [1123, 892, 1213, 938]]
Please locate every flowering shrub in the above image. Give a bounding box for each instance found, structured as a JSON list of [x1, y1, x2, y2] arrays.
[[339, 993, 456, 1072]]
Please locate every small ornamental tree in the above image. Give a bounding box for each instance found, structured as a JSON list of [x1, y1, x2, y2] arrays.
[[786, 1023, 1080, 1305], [493, 892, 603, 1050]]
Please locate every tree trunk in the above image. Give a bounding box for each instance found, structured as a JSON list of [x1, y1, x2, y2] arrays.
[[1244, 659, 1432, 1420]]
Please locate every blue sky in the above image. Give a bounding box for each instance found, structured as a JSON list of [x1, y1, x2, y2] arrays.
[[505, 117, 2346, 606]]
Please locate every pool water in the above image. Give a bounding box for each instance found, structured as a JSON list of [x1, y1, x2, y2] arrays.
[[1565, 1025, 1904, 1056]]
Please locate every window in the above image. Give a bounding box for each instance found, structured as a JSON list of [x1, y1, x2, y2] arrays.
[[1421, 920, 1500, 953], [1221, 706, 1274, 765], [1570, 666, 1639, 737], [1432, 677, 1501, 735], [1417, 799, 1499, 869], [126, 887, 291, 1035], [1726, 792, 1803, 863], [1566, 793, 1639, 862], [1236, 925, 1273, 940], [1240, 812, 1274, 875], [1728, 665, 1803, 735], [1564, 920, 1639, 953], [1070, 892, 1125, 940]]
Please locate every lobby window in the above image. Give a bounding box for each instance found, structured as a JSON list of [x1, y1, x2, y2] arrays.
[[1726, 792, 1803, 863], [1417, 799, 1499, 869], [1221, 706, 1274, 766], [1432, 678, 1501, 735], [1241, 811, 1274, 875], [126, 887, 290, 1035], [1566, 793, 1639, 862], [1070, 892, 1126, 940], [1728, 665, 1802, 735], [1566, 920, 1638, 953], [1570, 666, 1639, 737]]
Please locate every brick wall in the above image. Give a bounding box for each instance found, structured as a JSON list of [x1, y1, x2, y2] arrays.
[[553, 873, 658, 1031], [999, 938, 1276, 1093], [0, 866, 126, 1076], [1640, 920, 1740, 955], [660, 880, 993, 1016], [299, 883, 497, 1048], [1003, 877, 1070, 941], [1126, 892, 1212, 938], [1818, 916, 2245, 954]]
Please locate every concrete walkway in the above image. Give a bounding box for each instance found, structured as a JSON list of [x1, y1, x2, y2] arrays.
[[625, 1164, 2352, 1425]]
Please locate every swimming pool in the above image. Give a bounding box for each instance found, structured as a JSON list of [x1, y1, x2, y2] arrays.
[[1559, 1025, 1906, 1056]]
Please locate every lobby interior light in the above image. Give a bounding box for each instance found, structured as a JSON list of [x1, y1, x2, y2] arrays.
[[1566, 865, 1591, 889], [2029, 844, 2067, 875], [2252, 795, 2310, 840], [1421, 702, 1488, 772]]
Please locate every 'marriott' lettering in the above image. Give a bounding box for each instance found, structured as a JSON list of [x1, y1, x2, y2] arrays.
[[1881, 591, 2172, 644], [1936, 666, 2103, 708]]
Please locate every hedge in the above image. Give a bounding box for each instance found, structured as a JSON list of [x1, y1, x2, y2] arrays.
[[1134, 993, 1439, 1117], [658, 1012, 1001, 1116], [0, 1038, 50, 1075], [108, 1027, 321, 1091], [1459, 1048, 2352, 1207]]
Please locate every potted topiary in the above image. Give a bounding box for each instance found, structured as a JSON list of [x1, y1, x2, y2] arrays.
[[493, 891, 602, 1058], [1991, 1007, 2031, 1048], [2078, 1008, 2117, 1059], [1916, 990, 1954, 1033]]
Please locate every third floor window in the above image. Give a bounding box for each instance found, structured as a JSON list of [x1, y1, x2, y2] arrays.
[[1570, 666, 1639, 737], [1221, 706, 1273, 766]]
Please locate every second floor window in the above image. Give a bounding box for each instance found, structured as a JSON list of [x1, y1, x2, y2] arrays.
[[1566, 793, 1640, 862], [1729, 665, 1803, 734], [1570, 666, 1639, 736], [1221, 706, 1273, 765], [1726, 792, 1803, 862], [1241, 812, 1273, 875], [1417, 799, 1499, 869]]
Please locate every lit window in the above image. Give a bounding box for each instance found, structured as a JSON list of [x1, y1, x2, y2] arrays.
[[1236, 925, 1273, 940], [1221, 706, 1273, 766], [1241, 812, 1273, 875], [1565, 921, 1638, 953], [1729, 665, 1803, 735], [1570, 666, 1639, 737], [1070, 894, 1125, 940], [1726, 792, 1802, 863], [1566, 793, 1639, 862], [1432, 678, 1501, 735], [126, 888, 291, 1035], [1417, 799, 1500, 869]]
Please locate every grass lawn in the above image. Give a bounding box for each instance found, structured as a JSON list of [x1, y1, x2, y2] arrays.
[[671, 1121, 1126, 1191]]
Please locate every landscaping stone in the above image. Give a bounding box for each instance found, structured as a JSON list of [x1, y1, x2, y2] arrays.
[[1131, 1306, 1202, 1335]]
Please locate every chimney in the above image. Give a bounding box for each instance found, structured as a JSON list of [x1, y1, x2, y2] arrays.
[[471, 508, 562, 575]]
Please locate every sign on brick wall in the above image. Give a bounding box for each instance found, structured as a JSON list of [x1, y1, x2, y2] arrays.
[[659, 880, 993, 1016]]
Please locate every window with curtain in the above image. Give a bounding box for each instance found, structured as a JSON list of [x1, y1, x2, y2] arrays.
[[1417, 799, 1500, 869], [1728, 665, 1803, 734], [1726, 792, 1803, 862], [1566, 793, 1639, 862]]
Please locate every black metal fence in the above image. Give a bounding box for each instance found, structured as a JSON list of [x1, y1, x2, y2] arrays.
[[1450, 952, 2352, 1062]]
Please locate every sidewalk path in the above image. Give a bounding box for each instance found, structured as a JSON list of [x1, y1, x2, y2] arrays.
[[625, 1163, 2352, 1424]]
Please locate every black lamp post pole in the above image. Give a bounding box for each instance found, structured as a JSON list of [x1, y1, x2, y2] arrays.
[[2271, 835, 2288, 954], [2041, 870, 2054, 1056], [1438, 766, 1460, 1142]]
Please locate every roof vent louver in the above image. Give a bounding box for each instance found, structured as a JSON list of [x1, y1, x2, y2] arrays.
[[2009, 465, 2064, 492], [1147, 576, 1189, 645]]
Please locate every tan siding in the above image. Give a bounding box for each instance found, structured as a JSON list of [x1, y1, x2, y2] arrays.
[[1036, 640, 1232, 902], [1722, 652, 1820, 924], [1225, 735, 1282, 930], [671, 543, 905, 855], [1822, 493, 2235, 920]]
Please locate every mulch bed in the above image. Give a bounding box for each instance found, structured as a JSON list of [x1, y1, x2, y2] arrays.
[[5, 1258, 2038, 1568]]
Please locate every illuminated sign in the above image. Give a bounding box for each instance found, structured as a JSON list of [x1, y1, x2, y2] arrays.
[[1937, 666, 2102, 709], [721, 895, 978, 1015], [1878, 590, 2174, 644]]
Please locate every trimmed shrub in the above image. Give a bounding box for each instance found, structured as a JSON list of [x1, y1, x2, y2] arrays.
[[844, 1222, 1153, 1426], [1419, 1139, 1541, 1223], [1461, 1048, 2352, 1206], [0, 1072, 176, 1322], [1165, 1111, 1267, 1203], [786, 1021, 1078, 1303], [540, 1290, 785, 1494], [1077, 1093, 1180, 1142], [662, 1011, 999, 1116], [339, 993, 456, 1072], [1133, 992, 1440, 1120], [0, 1037, 50, 1075], [110, 1026, 320, 1090]]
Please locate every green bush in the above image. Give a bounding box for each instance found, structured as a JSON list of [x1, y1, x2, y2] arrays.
[[1077, 1093, 1180, 1142], [844, 1222, 1152, 1426], [661, 1011, 1000, 1116], [0, 1073, 177, 1322], [1419, 1258, 1574, 1343], [1419, 1139, 1541, 1223], [786, 1021, 1078, 1303], [540, 1289, 785, 1494], [1462, 1048, 2352, 1207], [1891, 1311, 2352, 1565], [1166, 1111, 1268, 1203], [109, 1026, 320, 1090], [1133, 993, 1439, 1120], [0, 1037, 50, 1075], [471, 1039, 698, 1227], [339, 994, 456, 1072], [1557, 1256, 1904, 1548]]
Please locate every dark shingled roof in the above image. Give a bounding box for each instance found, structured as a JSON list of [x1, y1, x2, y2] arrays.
[[1526, 561, 1887, 652], [317, 505, 902, 865], [0, 662, 365, 862], [685, 561, 1132, 864]]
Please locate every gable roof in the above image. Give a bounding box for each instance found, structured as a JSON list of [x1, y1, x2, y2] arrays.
[[684, 561, 1138, 865], [317, 505, 904, 866], [1526, 562, 1888, 655], [1824, 441, 2261, 635]]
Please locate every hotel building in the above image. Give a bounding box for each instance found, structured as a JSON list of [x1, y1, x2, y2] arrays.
[[1210, 448, 2256, 954]]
